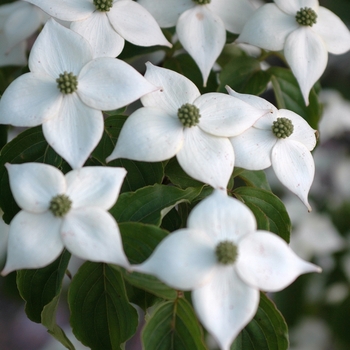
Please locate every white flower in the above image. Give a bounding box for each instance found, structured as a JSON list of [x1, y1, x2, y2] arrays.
[[138, 0, 255, 85], [238, 0, 350, 105], [107, 63, 265, 189], [1, 162, 129, 276], [24, 0, 171, 58], [227, 87, 317, 210], [0, 0, 49, 67], [134, 190, 321, 350], [0, 19, 156, 169]]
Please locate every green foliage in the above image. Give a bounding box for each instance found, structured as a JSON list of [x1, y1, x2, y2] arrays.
[[231, 293, 289, 350], [233, 187, 291, 242], [269, 67, 322, 129], [69, 262, 138, 350], [142, 297, 207, 350]]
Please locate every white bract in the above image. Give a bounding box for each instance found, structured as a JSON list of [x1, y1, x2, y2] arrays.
[[0, 19, 156, 169], [134, 190, 321, 350], [0, 0, 49, 67], [238, 0, 350, 105], [227, 87, 317, 211], [138, 0, 255, 85], [107, 63, 265, 189], [24, 0, 171, 58], [1, 163, 129, 275]]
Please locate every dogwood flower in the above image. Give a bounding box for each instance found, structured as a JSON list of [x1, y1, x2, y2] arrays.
[[138, 0, 255, 85], [107, 63, 265, 189], [134, 190, 321, 350], [238, 0, 350, 105], [0, 0, 49, 67], [0, 19, 156, 169], [24, 0, 171, 58], [226, 87, 317, 210], [1, 163, 129, 275]]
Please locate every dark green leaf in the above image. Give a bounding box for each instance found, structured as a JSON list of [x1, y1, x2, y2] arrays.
[[69, 262, 138, 350], [163, 53, 218, 94], [218, 55, 269, 95], [92, 115, 164, 192], [118, 222, 177, 300], [110, 184, 203, 225], [233, 168, 271, 191], [142, 298, 207, 350], [0, 124, 7, 149], [231, 293, 289, 350], [0, 126, 63, 223], [233, 187, 291, 242], [268, 67, 322, 129], [165, 157, 204, 189], [16, 250, 71, 323]]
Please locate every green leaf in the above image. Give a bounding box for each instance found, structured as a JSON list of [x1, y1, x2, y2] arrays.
[[231, 293, 289, 350], [69, 262, 138, 350], [0, 124, 7, 149], [0, 126, 63, 223], [218, 55, 269, 95], [233, 168, 271, 191], [165, 157, 204, 189], [110, 184, 203, 225], [142, 298, 207, 350], [118, 222, 177, 300], [233, 187, 291, 242], [268, 66, 322, 129], [42, 295, 76, 350], [16, 250, 71, 323], [163, 53, 218, 94], [92, 115, 164, 192]]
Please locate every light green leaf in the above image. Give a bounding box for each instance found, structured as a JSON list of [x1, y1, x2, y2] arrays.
[[142, 298, 207, 350], [233, 187, 291, 242], [69, 262, 138, 350], [42, 295, 76, 350], [110, 184, 203, 225], [231, 293, 289, 350], [16, 250, 71, 323]]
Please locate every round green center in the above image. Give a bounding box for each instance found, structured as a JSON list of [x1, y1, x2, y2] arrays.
[[177, 103, 201, 127], [215, 241, 238, 265], [93, 0, 113, 12], [193, 0, 211, 4], [49, 194, 72, 217], [295, 7, 317, 26], [272, 117, 294, 139], [56, 71, 78, 94]]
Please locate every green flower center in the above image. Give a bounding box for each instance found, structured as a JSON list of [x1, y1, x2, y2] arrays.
[[93, 0, 113, 12], [295, 7, 317, 26], [272, 117, 294, 139], [215, 241, 238, 265], [56, 71, 78, 94], [49, 194, 72, 217], [193, 0, 211, 4], [177, 103, 201, 127]]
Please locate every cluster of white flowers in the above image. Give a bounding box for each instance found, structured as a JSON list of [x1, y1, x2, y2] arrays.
[[1, 0, 349, 349]]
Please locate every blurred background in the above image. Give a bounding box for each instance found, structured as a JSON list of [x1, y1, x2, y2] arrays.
[[0, 0, 350, 349]]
